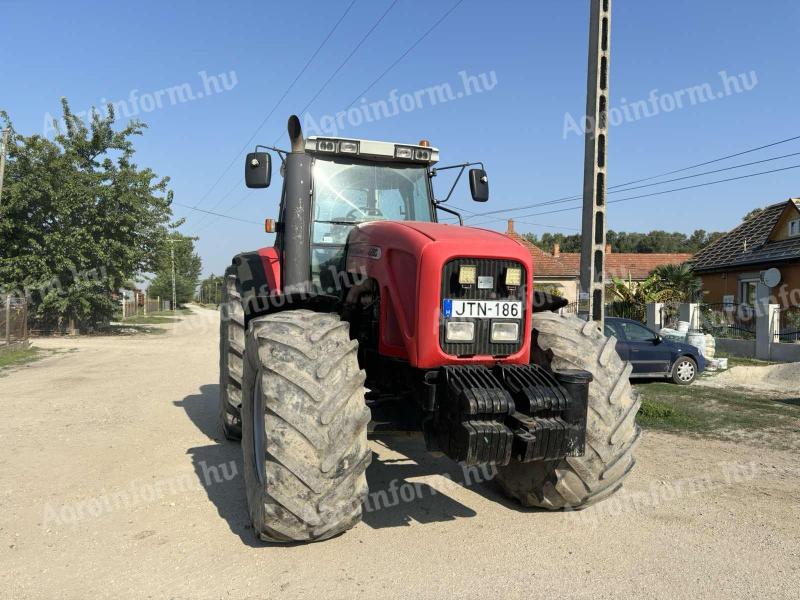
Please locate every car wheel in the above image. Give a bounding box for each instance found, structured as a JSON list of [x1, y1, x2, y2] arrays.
[[671, 356, 697, 385]]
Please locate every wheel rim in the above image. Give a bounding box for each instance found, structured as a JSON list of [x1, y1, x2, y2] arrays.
[[676, 360, 695, 382], [252, 372, 265, 484]]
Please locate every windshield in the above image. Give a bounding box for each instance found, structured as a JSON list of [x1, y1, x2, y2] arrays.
[[310, 157, 434, 289]]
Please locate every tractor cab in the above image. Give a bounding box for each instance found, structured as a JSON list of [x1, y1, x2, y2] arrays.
[[245, 121, 488, 293]]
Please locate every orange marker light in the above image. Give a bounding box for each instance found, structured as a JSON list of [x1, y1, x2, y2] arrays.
[[264, 218, 275, 233], [418, 139, 430, 147]]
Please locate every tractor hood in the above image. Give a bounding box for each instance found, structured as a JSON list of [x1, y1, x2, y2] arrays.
[[345, 220, 534, 369], [351, 220, 530, 257]]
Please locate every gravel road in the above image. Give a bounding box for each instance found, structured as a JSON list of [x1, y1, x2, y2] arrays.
[[1, 307, 798, 599]]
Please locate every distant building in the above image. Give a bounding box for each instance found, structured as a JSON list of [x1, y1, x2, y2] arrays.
[[505, 219, 693, 302], [691, 198, 800, 307]]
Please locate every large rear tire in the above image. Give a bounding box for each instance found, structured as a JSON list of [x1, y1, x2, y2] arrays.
[[219, 268, 244, 440], [495, 312, 641, 510], [241, 310, 371, 542]]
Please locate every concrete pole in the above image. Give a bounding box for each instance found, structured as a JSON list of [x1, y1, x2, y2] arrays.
[[579, 0, 612, 328]]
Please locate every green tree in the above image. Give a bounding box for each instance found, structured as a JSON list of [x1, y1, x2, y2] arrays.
[[0, 100, 175, 331], [147, 235, 201, 307], [522, 229, 725, 254], [650, 263, 702, 302], [197, 273, 224, 305]]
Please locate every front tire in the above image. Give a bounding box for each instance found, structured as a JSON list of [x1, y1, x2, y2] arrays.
[[241, 310, 371, 542], [495, 312, 641, 510], [671, 356, 697, 385]]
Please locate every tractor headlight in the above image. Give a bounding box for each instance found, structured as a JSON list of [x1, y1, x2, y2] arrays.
[[458, 265, 477, 286], [395, 146, 414, 159], [446, 321, 475, 342], [414, 148, 431, 161], [339, 141, 359, 154], [317, 140, 336, 152], [505, 267, 522, 287], [491, 322, 519, 343]]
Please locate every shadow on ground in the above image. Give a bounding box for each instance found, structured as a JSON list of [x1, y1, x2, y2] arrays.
[[362, 434, 535, 529], [174, 386, 533, 543], [174, 384, 262, 547]]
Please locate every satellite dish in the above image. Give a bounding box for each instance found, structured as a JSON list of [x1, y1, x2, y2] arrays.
[[761, 268, 782, 288]]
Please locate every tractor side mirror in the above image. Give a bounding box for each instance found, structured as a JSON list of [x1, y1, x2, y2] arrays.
[[469, 168, 489, 202], [245, 152, 271, 188]]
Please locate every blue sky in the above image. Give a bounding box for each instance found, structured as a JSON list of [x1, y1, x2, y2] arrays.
[[2, 0, 799, 277]]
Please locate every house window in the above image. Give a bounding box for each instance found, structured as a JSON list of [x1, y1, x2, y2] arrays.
[[740, 280, 758, 306], [789, 219, 800, 238]]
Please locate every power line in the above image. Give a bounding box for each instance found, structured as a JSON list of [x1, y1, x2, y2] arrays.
[[172, 201, 264, 225], [342, 0, 465, 110], [473, 150, 800, 220], [471, 163, 800, 224], [606, 133, 800, 190], [610, 151, 800, 195], [271, 0, 400, 146], [189, 0, 358, 211], [195, 0, 400, 229], [199, 0, 462, 230], [464, 133, 800, 221]]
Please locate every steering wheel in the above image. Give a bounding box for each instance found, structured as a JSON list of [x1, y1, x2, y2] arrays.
[[346, 207, 383, 221]]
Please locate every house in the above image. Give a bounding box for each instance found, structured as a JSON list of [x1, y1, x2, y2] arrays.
[[691, 198, 800, 307], [505, 219, 693, 302]]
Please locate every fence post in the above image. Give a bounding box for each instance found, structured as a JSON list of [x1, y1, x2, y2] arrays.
[[647, 302, 663, 331], [679, 303, 700, 331], [22, 298, 28, 346], [4, 295, 10, 345], [756, 302, 779, 360]]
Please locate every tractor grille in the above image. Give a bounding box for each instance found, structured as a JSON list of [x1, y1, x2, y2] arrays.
[[439, 258, 526, 357]]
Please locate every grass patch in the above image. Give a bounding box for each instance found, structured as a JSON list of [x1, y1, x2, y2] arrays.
[[0, 346, 41, 369], [635, 381, 800, 448]]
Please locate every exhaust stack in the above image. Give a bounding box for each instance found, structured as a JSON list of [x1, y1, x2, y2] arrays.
[[288, 115, 304, 153]]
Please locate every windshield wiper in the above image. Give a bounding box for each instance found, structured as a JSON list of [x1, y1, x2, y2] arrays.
[[316, 220, 364, 225]]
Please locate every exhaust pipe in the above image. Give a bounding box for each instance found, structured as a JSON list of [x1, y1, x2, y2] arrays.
[[288, 115, 304, 153], [282, 114, 311, 294]]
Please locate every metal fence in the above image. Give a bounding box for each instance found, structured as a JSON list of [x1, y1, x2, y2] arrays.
[[775, 305, 800, 343], [0, 295, 29, 350], [560, 300, 648, 323], [699, 303, 756, 340]]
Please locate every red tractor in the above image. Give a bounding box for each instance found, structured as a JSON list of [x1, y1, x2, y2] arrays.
[[219, 116, 640, 542]]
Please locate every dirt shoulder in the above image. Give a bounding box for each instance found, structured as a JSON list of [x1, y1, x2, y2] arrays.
[[1, 308, 798, 599]]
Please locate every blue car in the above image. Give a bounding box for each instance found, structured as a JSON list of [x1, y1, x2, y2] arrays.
[[604, 317, 706, 385]]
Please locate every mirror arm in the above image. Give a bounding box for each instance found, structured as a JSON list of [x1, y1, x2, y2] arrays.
[[430, 161, 484, 204], [434, 202, 463, 226], [255, 144, 288, 166]]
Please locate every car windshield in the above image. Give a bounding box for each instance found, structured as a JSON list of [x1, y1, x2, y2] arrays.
[[310, 157, 434, 289]]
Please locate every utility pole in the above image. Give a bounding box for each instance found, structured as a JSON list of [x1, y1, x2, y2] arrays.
[[0, 129, 10, 206], [579, 0, 611, 327]]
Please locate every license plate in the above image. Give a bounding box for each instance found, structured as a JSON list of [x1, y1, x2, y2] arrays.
[[442, 299, 522, 319]]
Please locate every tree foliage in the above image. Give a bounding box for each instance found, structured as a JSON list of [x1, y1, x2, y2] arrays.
[[197, 273, 224, 305], [147, 235, 202, 306], [0, 100, 175, 331], [522, 229, 726, 254]]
